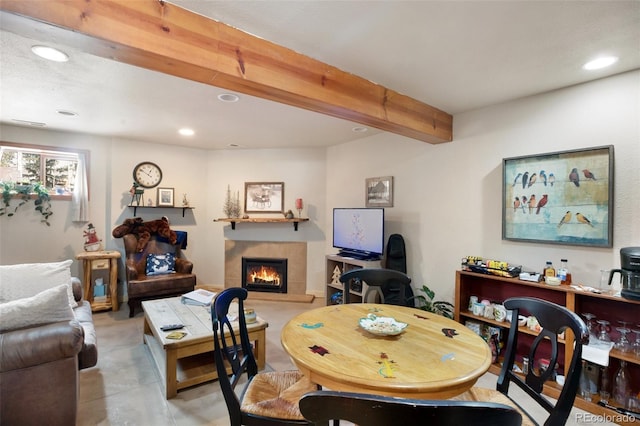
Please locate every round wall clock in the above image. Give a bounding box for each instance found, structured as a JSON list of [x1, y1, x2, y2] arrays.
[[132, 161, 163, 188]]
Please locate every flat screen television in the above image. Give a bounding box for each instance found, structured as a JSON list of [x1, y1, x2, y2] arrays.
[[333, 208, 385, 260]]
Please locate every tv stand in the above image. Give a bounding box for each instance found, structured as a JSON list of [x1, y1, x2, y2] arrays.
[[325, 254, 381, 305], [337, 250, 380, 261]]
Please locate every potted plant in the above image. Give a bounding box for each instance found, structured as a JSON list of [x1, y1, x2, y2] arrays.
[[411, 284, 454, 319], [0, 181, 53, 226]]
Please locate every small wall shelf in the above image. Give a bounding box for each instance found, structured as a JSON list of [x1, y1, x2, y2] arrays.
[[128, 206, 194, 217], [214, 217, 309, 231]]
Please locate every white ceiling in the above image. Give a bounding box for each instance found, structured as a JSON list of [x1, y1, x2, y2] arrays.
[[1, 1, 639, 150]]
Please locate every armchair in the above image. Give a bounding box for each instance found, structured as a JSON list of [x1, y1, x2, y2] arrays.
[[123, 233, 196, 317]]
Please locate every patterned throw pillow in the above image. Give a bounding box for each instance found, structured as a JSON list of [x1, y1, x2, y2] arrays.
[[145, 253, 176, 276]]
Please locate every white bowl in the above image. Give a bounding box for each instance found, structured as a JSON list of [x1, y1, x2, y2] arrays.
[[517, 315, 527, 327], [359, 314, 408, 336]]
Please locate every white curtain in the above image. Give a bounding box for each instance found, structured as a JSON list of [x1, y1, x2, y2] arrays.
[[72, 152, 89, 222]]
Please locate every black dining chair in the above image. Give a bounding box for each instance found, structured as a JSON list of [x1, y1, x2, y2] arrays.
[[339, 268, 413, 306], [299, 390, 522, 426], [452, 297, 589, 426], [211, 287, 318, 426]]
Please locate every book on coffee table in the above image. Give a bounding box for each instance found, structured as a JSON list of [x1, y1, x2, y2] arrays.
[[181, 289, 216, 306]]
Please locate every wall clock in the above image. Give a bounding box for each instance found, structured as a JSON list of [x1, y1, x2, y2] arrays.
[[132, 161, 163, 189]]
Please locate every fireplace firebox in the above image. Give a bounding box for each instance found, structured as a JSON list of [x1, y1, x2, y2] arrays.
[[242, 257, 288, 293]]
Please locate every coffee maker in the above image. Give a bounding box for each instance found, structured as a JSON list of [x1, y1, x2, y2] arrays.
[[608, 247, 640, 300]]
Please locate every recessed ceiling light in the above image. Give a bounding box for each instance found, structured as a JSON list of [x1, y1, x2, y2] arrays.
[[31, 45, 69, 62], [352, 126, 368, 133], [178, 128, 195, 136], [57, 110, 78, 116], [583, 56, 618, 70], [218, 93, 240, 103]]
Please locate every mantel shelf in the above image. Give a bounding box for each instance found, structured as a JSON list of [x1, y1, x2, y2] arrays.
[[214, 217, 309, 231], [128, 205, 194, 217]]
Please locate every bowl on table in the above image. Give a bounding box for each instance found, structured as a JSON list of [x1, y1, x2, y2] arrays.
[[359, 314, 408, 336]]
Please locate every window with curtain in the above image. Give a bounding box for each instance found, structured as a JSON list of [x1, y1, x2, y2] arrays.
[[0, 142, 89, 197], [1, 142, 90, 221]]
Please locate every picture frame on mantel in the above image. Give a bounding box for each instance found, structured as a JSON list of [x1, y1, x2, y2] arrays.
[[365, 176, 393, 207], [502, 145, 613, 247], [244, 182, 284, 213]]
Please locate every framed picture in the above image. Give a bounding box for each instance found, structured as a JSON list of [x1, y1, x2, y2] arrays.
[[157, 187, 175, 207], [502, 145, 613, 247], [365, 176, 394, 207], [244, 182, 284, 213]]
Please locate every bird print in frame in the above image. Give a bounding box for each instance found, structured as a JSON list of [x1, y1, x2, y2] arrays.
[[502, 146, 613, 247]]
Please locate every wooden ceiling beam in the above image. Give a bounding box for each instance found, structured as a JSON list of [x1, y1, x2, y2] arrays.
[[0, 0, 452, 144]]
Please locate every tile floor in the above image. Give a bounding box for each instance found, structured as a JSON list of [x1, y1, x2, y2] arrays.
[[77, 297, 615, 425]]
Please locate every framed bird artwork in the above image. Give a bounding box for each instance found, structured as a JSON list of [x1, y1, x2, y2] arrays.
[[502, 145, 614, 247]]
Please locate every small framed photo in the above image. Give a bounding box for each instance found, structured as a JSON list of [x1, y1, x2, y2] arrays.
[[157, 187, 175, 207], [244, 182, 284, 213], [365, 176, 393, 207]]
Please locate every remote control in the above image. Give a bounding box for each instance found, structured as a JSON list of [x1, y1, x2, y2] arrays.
[[160, 324, 184, 331]]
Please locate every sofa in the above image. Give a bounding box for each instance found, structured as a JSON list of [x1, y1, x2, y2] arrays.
[[0, 260, 98, 426]]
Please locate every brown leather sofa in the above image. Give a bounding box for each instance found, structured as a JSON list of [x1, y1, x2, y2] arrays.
[[123, 233, 196, 317], [0, 279, 97, 426]]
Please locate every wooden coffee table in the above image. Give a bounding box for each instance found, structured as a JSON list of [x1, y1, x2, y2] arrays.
[[142, 296, 268, 398]]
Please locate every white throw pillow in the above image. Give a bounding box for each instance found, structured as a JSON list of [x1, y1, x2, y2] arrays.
[[0, 284, 74, 333], [0, 260, 77, 308]]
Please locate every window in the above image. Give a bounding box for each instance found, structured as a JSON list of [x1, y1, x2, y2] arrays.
[[0, 142, 87, 198]]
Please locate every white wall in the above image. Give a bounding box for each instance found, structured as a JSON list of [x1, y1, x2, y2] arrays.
[[205, 148, 327, 291], [0, 127, 110, 277], [0, 127, 328, 296], [326, 70, 640, 303], [2, 70, 638, 305]]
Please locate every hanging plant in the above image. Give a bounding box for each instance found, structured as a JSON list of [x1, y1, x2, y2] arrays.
[[0, 181, 53, 226]]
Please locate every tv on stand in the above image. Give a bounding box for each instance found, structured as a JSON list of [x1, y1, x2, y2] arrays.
[[333, 208, 384, 261]]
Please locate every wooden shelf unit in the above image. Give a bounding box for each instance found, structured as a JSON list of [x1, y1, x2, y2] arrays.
[[455, 270, 640, 424], [214, 217, 309, 231], [325, 254, 381, 305]]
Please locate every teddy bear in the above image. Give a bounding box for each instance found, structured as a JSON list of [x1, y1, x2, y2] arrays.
[[112, 216, 177, 252]]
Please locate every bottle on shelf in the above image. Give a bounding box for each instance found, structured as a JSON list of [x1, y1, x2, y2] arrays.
[[580, 360, 592, 401], [543, 261, 556, 278], [599, 366, 611, 404], [613, 360, 630, 407], [557, 258, 571, 285]]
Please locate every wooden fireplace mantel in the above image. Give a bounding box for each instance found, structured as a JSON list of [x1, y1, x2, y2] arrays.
[[214, 217, 309, 231]]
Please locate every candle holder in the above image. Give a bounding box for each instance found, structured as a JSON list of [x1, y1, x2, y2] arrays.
[[295, 198, 303, 218]]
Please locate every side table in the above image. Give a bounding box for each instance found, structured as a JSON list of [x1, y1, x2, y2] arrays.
[[76, 250, 121, 312]]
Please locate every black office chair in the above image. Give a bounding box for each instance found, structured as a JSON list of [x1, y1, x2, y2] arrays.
[[211, 287, 317, 426], [299, 390, 522, 426], [339, 268, 413, 306], [384, 233, 407, 273], [453, 297, 589, 426]]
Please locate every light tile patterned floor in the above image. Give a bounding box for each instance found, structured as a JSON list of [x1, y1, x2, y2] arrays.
[[78, 297, 616, 425]]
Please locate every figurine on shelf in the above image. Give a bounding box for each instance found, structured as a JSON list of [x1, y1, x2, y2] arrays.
[[284, 209, 294, 219], [83, 223, 103, 252], [147, 198, 154, 207], [129, 182, 144, 206], [182, 193, 189, 207]]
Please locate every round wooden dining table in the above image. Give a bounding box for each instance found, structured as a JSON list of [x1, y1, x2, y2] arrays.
[[281, 303, 492, 399]]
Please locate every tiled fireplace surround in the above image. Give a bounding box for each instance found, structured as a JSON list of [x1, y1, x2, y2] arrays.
[[224, 240, 313, 302]]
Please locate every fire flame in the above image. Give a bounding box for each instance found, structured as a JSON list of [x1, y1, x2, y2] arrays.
[[249, 266, 280, 285]]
